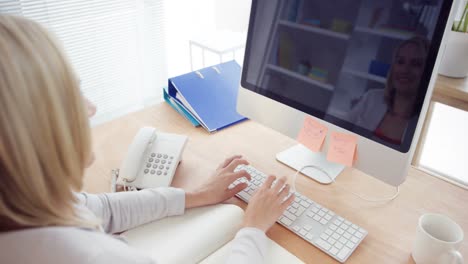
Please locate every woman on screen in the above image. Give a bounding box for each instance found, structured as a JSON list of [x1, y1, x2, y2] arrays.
[[0, 15, 293, 264], [347, 37, 430, 145]]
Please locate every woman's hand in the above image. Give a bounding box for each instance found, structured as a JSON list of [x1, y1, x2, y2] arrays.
[[185, 155, 252, 209], [242, 175, 294, 232]]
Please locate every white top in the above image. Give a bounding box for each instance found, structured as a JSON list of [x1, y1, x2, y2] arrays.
[[0, 188, 267, 264], [347, 89, 388, 131]]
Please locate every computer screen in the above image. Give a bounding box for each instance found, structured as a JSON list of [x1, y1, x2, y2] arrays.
[[241, 0, 452, 153]]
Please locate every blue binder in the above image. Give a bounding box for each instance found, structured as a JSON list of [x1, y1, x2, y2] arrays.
[[163, 87, 200, 127], [168, 61, 247, 133]]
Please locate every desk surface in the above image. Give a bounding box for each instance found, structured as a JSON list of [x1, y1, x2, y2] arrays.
[[433, 75, 468, 111], [85, 103, 468, 264]]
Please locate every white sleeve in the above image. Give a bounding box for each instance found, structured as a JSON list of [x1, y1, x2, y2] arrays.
[[347, 92, 370, 124], [77, 188, 185, 234], [347, 95, 368, 124], [225, 227, 268, 264]]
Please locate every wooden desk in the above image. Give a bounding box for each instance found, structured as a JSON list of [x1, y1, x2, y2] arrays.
[[433, 75, 468, 112], [84, 103, 468, 264]]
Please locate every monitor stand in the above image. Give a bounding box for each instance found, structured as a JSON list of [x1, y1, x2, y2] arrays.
[[276, 144, 344, 184]]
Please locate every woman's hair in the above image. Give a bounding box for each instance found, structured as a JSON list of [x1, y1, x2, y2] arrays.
[[0, 15, 96, 229], [384, 36, 430, 115]]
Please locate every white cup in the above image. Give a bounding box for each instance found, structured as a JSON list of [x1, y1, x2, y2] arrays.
[[412, 213, 464, 264]]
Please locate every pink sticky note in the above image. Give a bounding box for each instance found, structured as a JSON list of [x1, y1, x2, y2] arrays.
[[327, 131, 358, 167], [297, 116, 328, 152]]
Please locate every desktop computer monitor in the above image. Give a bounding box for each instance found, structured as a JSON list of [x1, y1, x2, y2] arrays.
[[237, 0, 456, 186]]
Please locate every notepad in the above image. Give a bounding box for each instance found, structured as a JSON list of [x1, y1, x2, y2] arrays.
[[297, 116, 328, 152], [327, 131, 357, 167], [122, 204, 304, 263]]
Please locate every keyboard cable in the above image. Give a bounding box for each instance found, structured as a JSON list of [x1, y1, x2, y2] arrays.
[[291, 165, 400, 203]]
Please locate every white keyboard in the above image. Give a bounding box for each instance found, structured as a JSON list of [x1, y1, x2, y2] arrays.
[[232, 165, 367, 263]]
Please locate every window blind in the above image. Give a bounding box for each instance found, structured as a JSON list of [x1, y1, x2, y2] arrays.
[[0, 0, 168, 125]]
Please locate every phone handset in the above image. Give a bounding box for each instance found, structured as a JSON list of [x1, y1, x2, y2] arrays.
[[120, 127, 158, 184], [117, 126, 188, 190]]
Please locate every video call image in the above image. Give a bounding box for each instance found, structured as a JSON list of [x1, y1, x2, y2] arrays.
[[244, 0, 444, 152]]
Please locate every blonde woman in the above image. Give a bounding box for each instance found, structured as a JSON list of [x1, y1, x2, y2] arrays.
[[0, 15, 294, 264], [347, 37, 429, 145]]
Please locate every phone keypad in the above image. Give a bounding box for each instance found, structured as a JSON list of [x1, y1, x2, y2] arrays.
[[144, 152, 174, 176]]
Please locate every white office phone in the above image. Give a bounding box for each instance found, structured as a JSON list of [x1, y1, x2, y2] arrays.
[[116, 127, 188, 189]]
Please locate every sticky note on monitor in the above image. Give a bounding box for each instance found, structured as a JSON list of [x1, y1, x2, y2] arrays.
[[297, 116, 328, 152], [327, 131, 357, 167]]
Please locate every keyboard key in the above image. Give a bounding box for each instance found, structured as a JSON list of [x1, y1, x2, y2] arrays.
[[337, 216, 344, 222], [330, 247, 339, 256], [351, 237, 359, 243], [299, 229, 307, 236], [295, 206, 306, 217], [359, 228, 366, 234], [329, 224, 338, 231], [335, 242, 343, 249], [313, 215, 321, 222], [355, 232, 364, 239], [280, 217, 293, 226], [341, 224, 349, 230], [346, 241, 356, 249], [327, 238, 336, 245], [343, 232, 351, 239], [288, 208, 297, 214], [348, 227, 356, 234], [306, 212, 314, 218], [304, 225, 312, 231], [237, 191, 250, 201], [305, 233, 314, 241], [328, 211, 335, 216], [339, 237, 348, 244], [324, 214, 332, 221], [352, 224, 359, 229], [315, 239, 331, 251], [320, 234, 329, 240], [292, 225, 300, 232], [337, 228, 344, 235], [333, 219, 341, 225], [325, 229, 333, 236], [337, 247, 351, 261], [318, 211, 326, 217], [284, 211, 297, 221], [300, 201, 310, 208], [311, 207, 319, 213], [291, 202, 300, 209], [332, 233, 340, 240], [319, 218, 328, 225], [345, 220, 352, 226]]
